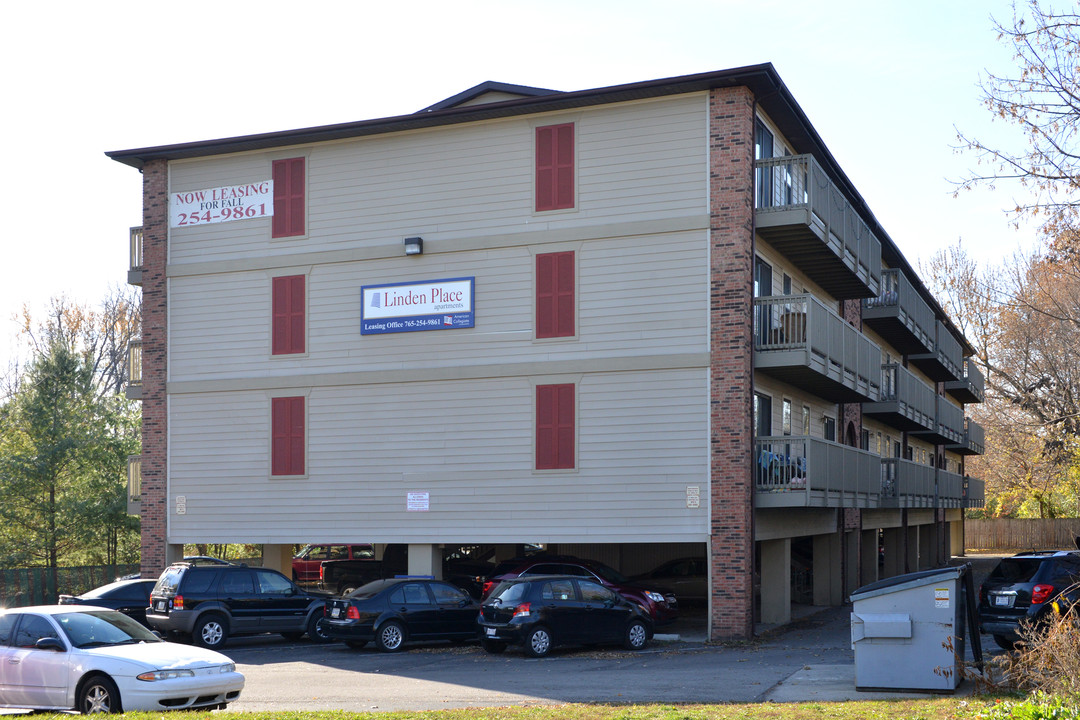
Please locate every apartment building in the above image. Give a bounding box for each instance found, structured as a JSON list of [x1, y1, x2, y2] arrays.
[[108, 65, 984, 641]]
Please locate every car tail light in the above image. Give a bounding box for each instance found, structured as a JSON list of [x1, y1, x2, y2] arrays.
[[320, 565, 325, 580], [512, 602, 531, 618], [1032, 584, 1054, 604], [346, 606, 360, 620], [482, 581, 494, 598], [173, 595, 184, 610]]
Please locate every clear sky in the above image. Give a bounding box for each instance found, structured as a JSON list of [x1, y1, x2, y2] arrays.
[[0, 0, 1036, 367]]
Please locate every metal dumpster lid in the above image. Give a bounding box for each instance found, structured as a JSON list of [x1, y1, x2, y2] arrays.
[[849, 565, 967, 602]]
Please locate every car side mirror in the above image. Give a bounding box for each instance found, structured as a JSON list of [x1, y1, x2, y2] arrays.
[[35, 637, 65, 652]]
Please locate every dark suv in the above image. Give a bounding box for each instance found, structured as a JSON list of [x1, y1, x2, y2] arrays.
[[482, 555, 678, 625], [146, 559, 333, 649], [979, 550, 1080, 648]]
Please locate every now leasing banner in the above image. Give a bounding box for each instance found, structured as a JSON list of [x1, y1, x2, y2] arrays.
[[169, 180, 274, 228], [361, 277, 475, 335]]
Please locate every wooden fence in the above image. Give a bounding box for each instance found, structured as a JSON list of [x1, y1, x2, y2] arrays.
[[966, 519, 1080, 552], [0, 564, 139, 607]]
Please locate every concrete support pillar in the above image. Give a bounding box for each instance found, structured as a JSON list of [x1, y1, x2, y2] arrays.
[[860, 529, 879, 586], [882, 527, 904, 578], [844, 531, 860, 598], [812, 533, 842, 606], [261, 544, 293, 575], [166, 544, 184, 567], [407, 544, 442, 579], [949, 520, 964, 556], [920, 522, 939, 568], [907, 525, 920, 571], [759, 539, 791, 625]]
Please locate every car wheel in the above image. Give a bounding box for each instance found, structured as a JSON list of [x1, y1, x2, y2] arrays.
[[376, 620, 406, 652], [78, 674, 122, 714], [281, 632, 304, 641], [345, 640, 368, 650], [624, 619, 649, 651], [994, 634, 1017, 651], [308, 613, 333, 644], [193, 614, 228, 650], [525, 626, 552, 658], [481, 639, 507, 654]]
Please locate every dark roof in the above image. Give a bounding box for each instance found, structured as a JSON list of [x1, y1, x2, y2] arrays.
[[105, 64, 969, 353]]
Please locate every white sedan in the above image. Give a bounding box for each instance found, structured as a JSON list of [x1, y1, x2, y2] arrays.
[[0, 605, 244, 713]]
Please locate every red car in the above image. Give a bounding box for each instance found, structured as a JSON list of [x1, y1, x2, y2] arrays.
[[482, 555, 678, 626], [292, 544, 372, 583]]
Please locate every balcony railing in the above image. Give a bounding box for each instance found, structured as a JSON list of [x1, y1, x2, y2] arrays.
[[755, 435, 882, 508], [863, 362, 936, 432], [754, 154, 881, 299], [125, 340, 142, 401], [945, 358, 985, 404], [910, 320, 963, 382], [963, 476, 986, 508], [910, 394, 965, 446], [938, 469, 964, 509], [128, 226, 143, 286], [880, 458, 936, 508], [948, 417, 985, 456], [127, 454, 141, 515], [861, 269, 935, 355], [754, 294, 881, 402]]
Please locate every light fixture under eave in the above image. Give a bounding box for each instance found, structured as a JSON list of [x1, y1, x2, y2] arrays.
[[404, 237, 424, 256]]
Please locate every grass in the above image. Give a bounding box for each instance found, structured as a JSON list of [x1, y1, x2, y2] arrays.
[[104, 698, 1013, 720]]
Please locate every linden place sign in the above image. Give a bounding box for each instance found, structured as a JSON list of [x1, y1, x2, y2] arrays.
[[361, 277, 475, 335]]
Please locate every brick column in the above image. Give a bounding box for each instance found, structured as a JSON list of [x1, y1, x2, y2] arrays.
[[708, 86, 756, 641], [140, 159, 169, 577]]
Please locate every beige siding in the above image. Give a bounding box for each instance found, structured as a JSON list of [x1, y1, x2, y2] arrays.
[[167, 370, 709, 544]]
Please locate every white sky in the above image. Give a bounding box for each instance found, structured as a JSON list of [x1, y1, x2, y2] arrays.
[[0, 0, 1038, 367]]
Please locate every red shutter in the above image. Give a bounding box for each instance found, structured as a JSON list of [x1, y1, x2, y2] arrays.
[[273, 158, 305, 237], [535, 124, 574, 211], [536, 384, 574, 470], [272, 396, 305, 475], [536, 252, 575, 338], [272, 275, 305, 355]]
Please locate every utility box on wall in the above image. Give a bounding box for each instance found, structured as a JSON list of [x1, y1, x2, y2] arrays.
[[850, 566, 970, 692]]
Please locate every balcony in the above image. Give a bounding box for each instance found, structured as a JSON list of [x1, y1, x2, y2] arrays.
[[863, 363, 936, 432], [754, 294, 881, 402], [910, 394, 965, 445], [937, 469, 964, 509], [127, 454, 141, 515], [909, 320, 963, 382], [861, 269, 935, 355], [963, 476, 986, 509], [880, 458, 935, 508], [754, 154, 881, 299], [948, 417, 985, 456], [945, 358, 985, 404], [128, 226, 143, 286], [125, 340, 142, 400], [755, 435, 882, 508]]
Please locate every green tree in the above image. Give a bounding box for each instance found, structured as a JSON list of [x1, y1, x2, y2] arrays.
[[0, 341, 139, 592]]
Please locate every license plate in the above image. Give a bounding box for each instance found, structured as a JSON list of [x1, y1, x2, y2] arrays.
[[485, 628, 495, 636], [331, 607, 341, 618], [993, 594, 1014, 608], [156, 601, 167, 612]]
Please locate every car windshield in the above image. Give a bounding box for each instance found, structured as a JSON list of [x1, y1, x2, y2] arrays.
[[488, 581, 529, 604], [989, 559, 1043, 583], [588, 562, 628, 584], [55, 610, 161, 648]]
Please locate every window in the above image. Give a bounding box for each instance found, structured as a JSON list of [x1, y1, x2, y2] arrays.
[[541, 579, 575, 601], [220, 571, 254, 595], [536, 252, 575, 338], [802, 405, 810, 435], [579, 580, 614, 603], [431, 583, 469, 605], [754, 393, 772, 437], [272, 275, 305, 355], [272, 396, 305, 476], [782, 273, 792, 295], [536, 384, 575, 470], [272, 157, 305, 237], [822, 415, 836, 442], [256, 570, 294, 595], [755, 120, 774, 208], [782, 399, 792, 435], [535, 123, 574, 211], [754, 257, 773, 298], [0, 614, 18, 646], [14, 614, 60, 649]]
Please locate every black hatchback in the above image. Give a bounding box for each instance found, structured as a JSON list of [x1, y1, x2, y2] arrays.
[[320, 578, 480, 651], [58, 578, 157, 627], [979, 550, 1080, 648], [478, 575, 652, 657]]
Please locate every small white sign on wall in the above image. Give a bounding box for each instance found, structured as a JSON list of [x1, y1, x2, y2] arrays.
[[175, 496, 187, 515], [407, 491, 430, 512], [686, 486, 700, 508]]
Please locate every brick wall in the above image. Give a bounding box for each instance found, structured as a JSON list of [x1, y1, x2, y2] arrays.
[[140, 159, 169, 577], [708, 86, 756, 641]]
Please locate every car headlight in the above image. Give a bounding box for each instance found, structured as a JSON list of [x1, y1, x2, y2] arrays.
[[219, 663, 236, 673], [137, 669, 196, 681], [644, 591, 665, 603]]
